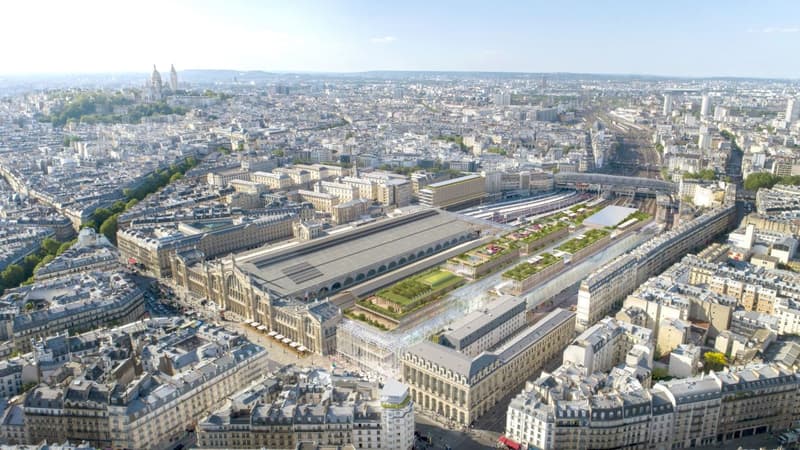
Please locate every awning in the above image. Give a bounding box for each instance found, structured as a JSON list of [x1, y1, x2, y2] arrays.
[[297, 346, 307, 352], [289, 342, 300, 348], [274, 334, 284, 340], [282, 338, 291, 344], [267, 331, 278, 337], [257, 325, 268, 331], [250, 322, 260, 328], [498, 436, 521, 450], [244, 320, 253, 326]]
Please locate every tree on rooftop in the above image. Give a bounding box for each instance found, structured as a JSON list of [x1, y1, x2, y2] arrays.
[[703, 352, 727, 373]]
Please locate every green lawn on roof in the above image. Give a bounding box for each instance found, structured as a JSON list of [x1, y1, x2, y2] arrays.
[[503, 253, 561, 281], [420, 270, 457, 288], [377, 269, 462, 306], [518, 221, 567, 243], [556, 229, 610, 254], [621, 210, 651, 224]]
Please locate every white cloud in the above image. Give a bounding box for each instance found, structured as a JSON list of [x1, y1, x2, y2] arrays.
[[747, 26, 799, 33], [370, 36, 397, 44]]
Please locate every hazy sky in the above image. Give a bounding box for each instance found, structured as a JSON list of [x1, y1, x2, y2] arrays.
[[2, 0, 799, 77]]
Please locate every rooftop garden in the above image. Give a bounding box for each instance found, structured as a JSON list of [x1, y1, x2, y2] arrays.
[[377, 269, 462, 307], [510, 220, 569, 244], [353, 269, 464, 324], [451, 238, 517, 266], [344, 310, 389, 330], [620, 210, 651, 224], [503, 253, 562, 282], [570, 205, 605, 225], [556, 229, 610, 254], [381, 394, 411, 409]]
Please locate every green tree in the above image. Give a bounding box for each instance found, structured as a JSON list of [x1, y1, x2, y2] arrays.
[[743, 172, 780, 191], [57, 241, 74, 255], [80, 220, 97, 231], [22, 254, 41, 273], [2, 265, 26, 288], [125, 198, 139, 210], [92, 208, 113, 228], [169, 172, 183, 183], [111, 200, 127, 214], [34, 254, 55, 272], [99, 214, 119, 245], [41, 237, 61, 256], [703, 352, 727, 372], [683, 169, 717, 181], [63, 135, 81, 147]]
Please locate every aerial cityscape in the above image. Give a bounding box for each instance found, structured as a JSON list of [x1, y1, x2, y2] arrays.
[[1, 2, 800, 450]]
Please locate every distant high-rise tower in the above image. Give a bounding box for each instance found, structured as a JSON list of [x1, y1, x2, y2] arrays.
[[169, 64, 178, 91], [150, 65, 163, 100], [663, 93, 673, 116], [700, 94, 711, 118], [785, 97, 800, 124], [698, 125, 711, 151], [493, 92, 511, 107]]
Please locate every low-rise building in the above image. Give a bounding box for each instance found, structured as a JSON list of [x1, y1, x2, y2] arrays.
[[251, 171, 293, 190], [402, 308, 575, 426], [0, 271, 145, 352], [316, 180, 360, 202], [418, 174, 486, 210], [505, 363, 800, 450], [118, 212, 299, 277], [195, 369, 413, 450], [34, 228, 119, 280], [22, 319, 268, 450], [332, 199, 369, 225], [577, 206, 736, 331], [669, 344, 702, 378], [562, 317, 653, 375], [438, 296, 526, 358], [297, 190, 339, 213]]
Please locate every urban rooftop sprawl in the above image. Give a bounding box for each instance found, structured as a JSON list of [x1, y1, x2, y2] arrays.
[[0, 67, 800, 450]]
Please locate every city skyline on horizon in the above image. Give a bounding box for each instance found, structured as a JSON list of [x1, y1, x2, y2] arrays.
[[2, 0, 799, 79], [5, 66, 800, 81]]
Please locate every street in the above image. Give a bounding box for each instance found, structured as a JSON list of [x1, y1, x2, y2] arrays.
[[415, 414, 496, 450]]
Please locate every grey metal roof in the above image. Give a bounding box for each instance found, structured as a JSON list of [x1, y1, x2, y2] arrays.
[[441, 295, 525, 349], [496, 309, 575, 363], [406, 308, 575, 382], [406, 340, 496, 381], [237, 209, 475, 298]]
